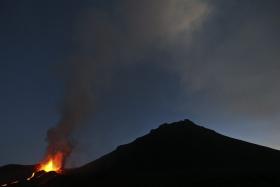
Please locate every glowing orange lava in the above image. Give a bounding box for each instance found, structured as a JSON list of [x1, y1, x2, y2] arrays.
[[0, 152, 65, 186], [37, 152, 63, 173], [26, 172, 35, 181]]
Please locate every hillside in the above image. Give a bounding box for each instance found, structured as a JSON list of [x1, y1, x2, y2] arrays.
[[1, 119, 280, 186]]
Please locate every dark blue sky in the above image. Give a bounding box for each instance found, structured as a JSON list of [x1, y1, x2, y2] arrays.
[[1, 0, 280, 166]]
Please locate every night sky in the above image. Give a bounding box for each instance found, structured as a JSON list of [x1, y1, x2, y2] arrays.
[[1, 0, 280, 167]]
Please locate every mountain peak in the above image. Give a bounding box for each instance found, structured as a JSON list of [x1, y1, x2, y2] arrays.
[[2, 119, 280, 187], [134, 119, 218, 146], [155, 119, 215, 133], [71, 119, 280, 186]]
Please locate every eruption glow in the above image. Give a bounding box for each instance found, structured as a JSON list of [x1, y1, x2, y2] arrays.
[[37, 152, 64, 173]]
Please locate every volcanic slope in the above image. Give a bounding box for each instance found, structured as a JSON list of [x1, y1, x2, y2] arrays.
[[2, 119, 280, 186], [53, 119, 280, 186]]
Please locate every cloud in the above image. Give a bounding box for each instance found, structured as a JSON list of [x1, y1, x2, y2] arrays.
[[48, 0, 280, 165], [49, 0, 212, 165], [171, 0, 280, 119]]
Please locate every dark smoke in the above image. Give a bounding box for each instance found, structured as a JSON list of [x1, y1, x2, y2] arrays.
[[44, 60, 94, 166], [43, 0, 211, 166]]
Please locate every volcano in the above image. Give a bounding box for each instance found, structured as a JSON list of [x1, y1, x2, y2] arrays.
[[1, 119, 280, 186]]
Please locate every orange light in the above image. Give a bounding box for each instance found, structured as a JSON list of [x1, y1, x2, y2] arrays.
[[27, 172, 35, 181], [37, 152, 63, 173], [0, 153, 65, 187]]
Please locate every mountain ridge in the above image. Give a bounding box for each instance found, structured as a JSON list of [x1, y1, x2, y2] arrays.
[[60, 119, 280, 186], [1, 119, 280, 186]]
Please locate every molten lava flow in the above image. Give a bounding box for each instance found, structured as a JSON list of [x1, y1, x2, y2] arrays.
[[37, 152, 64, 173], [0, 152, 65, 186], [0, 153, 65, 186], [26, 172, 35, 181]]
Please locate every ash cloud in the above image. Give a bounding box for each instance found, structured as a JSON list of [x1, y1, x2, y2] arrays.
[[45, 0, 211, 165], [45, 0, 280, 165], [175, 0, 280, 119], [45, 59, 94, 164]]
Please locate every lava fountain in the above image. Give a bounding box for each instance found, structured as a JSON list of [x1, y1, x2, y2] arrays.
[[0, 152, 64, 186], [37, 152, 64, 173]]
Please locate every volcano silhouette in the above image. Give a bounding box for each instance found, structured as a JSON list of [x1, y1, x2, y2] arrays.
[[1, 119, 280, 186]]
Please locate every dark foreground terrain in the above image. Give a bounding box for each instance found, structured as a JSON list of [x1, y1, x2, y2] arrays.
[[1, 119, 280, 186]]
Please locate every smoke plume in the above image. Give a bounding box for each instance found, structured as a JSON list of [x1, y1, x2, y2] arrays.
[[43, 0, 212, 166]]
